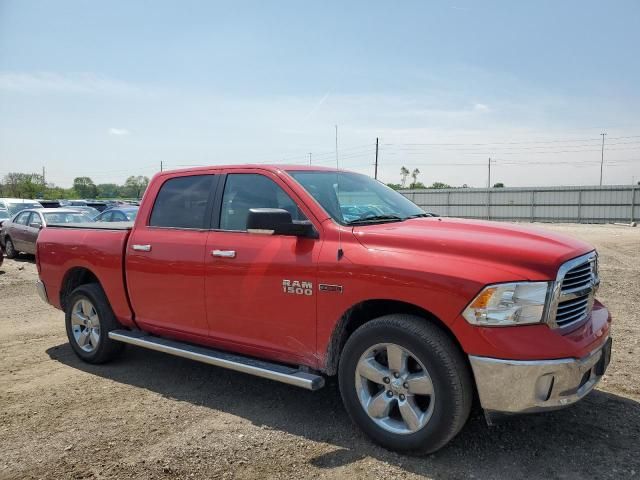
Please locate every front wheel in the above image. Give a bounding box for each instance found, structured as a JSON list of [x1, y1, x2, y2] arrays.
[[65, 283, 124, 364], [338, 314, 472, 454]]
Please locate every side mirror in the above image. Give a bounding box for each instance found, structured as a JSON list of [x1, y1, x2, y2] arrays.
[[246, 208, 316, 238]]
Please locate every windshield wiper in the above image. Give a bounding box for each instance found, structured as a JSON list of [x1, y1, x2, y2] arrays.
[[345, 215, 404, 225], [405, 213, 432, 218]]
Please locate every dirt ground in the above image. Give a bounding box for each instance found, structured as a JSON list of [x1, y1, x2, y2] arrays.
[[0, 223, 638, 480]]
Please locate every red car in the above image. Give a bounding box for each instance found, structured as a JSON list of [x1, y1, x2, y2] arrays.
[[35, 165, 611, 454]]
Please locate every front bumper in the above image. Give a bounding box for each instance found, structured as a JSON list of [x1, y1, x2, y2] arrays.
[[469, 336, 612, 415]]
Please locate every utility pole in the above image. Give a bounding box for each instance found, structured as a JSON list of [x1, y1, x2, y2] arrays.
[[374, 137, 379, 179], [599, 133, 607, 186], [42, 166, 46, 185], [308, 153, 312, 166], [160, 161, 163, 172], [488, 157, 492, 188]]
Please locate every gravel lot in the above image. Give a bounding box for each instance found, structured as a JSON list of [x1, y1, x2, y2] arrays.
[[1, 223, 638, 480]]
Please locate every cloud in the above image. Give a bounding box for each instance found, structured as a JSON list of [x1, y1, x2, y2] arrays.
[[0, 72, 142, 96], [108, 128, 130, 136], [473, 103, 490, 112]]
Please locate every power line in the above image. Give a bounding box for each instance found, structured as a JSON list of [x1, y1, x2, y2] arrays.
[[381, 134, 640, 147]]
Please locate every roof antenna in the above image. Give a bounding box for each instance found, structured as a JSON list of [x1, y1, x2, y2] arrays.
[[335, 124, 344, 260]]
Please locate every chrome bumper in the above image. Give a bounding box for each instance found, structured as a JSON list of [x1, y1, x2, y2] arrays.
[[36, 280, 49, 304], [469, 337, 612, 415]]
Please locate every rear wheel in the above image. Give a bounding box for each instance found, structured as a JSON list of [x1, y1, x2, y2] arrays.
[[65, 283, 124, 364], [338, 314, 472, 454], [4, 237, 17, 259]]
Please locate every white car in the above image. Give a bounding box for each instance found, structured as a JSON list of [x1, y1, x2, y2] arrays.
[[0, 198, 43, 216]]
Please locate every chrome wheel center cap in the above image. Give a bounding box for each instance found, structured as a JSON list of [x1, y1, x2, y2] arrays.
[[390, 378, 404, 393]]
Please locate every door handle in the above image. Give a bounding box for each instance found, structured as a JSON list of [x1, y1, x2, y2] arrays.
[[132, 244, 152, 252], [211, 249, 236, 258]]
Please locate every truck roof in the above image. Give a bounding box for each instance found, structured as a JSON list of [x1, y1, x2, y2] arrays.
[[157, 164, 342, 177]]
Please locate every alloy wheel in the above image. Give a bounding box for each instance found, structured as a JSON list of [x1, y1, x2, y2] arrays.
[[355, 343, 435, 435], [71, 298, 101, 353]]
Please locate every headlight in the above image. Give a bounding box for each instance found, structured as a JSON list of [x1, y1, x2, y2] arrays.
[[462, 282, 551, 326]]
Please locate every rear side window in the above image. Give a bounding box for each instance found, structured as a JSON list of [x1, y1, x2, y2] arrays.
[[149, 175, 216, 229]]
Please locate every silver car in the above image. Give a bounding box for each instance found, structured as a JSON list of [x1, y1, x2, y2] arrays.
[[1, 208, 93, 258]]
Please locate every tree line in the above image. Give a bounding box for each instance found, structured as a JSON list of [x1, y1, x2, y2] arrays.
[[386, 166, 504, 190], [0, 172, 150, 200]]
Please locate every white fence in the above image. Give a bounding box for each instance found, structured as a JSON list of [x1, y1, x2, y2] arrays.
[[399, 185, 639, 223]]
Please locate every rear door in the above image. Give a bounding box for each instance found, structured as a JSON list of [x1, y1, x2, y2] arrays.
[[126, 174, 219, 338], [204, 171, 321, 364]]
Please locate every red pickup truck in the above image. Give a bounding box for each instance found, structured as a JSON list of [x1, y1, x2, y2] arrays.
[[35, 165, 612, 453]]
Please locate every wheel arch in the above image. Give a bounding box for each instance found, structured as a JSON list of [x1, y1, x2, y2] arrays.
[[59, 267, 102, 311], [323, 299, 465, 376]]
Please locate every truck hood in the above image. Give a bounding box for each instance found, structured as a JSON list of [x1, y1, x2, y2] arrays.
[[351, 217, 594, 280]]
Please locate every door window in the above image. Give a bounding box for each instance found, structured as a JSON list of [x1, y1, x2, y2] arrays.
[[28, 212, 42, 228], [219, 174, 306, 231], [15, 211, 30, 225], [149, 175, 216, 229]]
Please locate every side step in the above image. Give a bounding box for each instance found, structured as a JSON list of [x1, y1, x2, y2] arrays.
[[108, 330, 324, 391]]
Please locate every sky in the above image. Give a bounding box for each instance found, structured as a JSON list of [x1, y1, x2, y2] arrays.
[[1, 0, 639, 188]]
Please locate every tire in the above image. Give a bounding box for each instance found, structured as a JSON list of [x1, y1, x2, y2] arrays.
[[65, 283, 125, 364], [4, 237, 18, 259], [338, 314, 472, 454]]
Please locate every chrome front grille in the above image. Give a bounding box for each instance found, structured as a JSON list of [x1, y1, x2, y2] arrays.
[[548, 252, 599, 330], [561, 261, 595, 293], [555, 293, 591, 327]]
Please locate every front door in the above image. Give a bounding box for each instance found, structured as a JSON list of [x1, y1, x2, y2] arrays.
[[205, 171, 321, 365], [126, 174, 218, 338], [10, 211, 31, 251]]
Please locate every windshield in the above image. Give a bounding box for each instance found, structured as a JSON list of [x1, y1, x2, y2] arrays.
[[289, 171, 425, 225], [7, 202, 42, 215], [44, 212, 93, 224]]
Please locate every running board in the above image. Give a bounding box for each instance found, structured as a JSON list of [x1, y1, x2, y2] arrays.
[[108, 330, 324, 391]]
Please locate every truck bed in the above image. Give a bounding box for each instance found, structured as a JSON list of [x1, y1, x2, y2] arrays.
[[37, 224, 135, 327]]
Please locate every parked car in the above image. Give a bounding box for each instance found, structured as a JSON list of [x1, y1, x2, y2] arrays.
[[35, 166, 611, 454], [35, 199, 62, 208], [61, 200, 109, 212], [0, 198, 43, 216], [94, 206, 139, 222], [84, 201, 109, 212], [1, 208, 93, 257], [66, 206, 100, 218]]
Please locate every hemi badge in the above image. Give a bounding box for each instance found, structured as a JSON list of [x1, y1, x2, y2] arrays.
[[319, 284, 343, 293]]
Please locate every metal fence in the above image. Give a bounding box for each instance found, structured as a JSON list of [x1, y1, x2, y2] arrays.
[[399, 185, 639, 223]]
